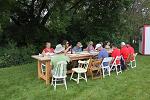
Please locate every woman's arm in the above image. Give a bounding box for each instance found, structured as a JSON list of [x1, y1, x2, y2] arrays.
[[64, 45, 72, 53]]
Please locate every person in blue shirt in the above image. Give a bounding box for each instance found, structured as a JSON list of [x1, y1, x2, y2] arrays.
[[95, 44, 109, 59], [72, 42, 83, 53], [95, 44, 109, 66]]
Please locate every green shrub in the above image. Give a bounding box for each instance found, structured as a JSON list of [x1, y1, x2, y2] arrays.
[[0, 42, 36, 68]]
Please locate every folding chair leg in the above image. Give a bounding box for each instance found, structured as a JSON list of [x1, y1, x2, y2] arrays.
[[99, 69, 102, 79], [108, 68, 110, 76], [135, 61, 136, 68], [64, 78, 67, 90], [116, 65, 122, 75], [70, 72, 74, 80], [51, 77, 53, 85], [119, 66, 122, 73], [131, 61, 136, 68], [115, 66, 118, 75], [84, 73, 87, 82], [77, 73, 80, 84], [102, 68, 105, 78], [54, 78, 57, 90], [131, 61, 133, 68], [90, 70, 94, 79]]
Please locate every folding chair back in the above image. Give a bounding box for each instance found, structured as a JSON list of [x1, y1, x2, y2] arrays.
[[111, 56, 122, 75], [70, 59, 90, 84], [111, 56, 121, 66], [51, 61, 68, 90], [53, 61, 67, 78], [78, 59, 90, 70], [88, 59, 102, 79], [101, 57, 113, 78], [101, 57, 113, 66]]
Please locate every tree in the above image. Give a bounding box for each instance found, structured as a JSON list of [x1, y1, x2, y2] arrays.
[[0, 0, 15, 30], [1, 0, 133, 46]]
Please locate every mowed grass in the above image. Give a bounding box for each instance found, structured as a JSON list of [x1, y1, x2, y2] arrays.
[[0, 55, 150, 100]]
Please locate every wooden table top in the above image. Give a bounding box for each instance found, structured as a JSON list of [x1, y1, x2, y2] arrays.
[[32, 51, 98, 61], [32, 55, 51, 61]]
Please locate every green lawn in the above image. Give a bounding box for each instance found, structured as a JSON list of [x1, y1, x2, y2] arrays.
[[0, 55, 150, 100]]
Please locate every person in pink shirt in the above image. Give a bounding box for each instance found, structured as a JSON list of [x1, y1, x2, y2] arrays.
[[42, 42, 54, 56], [84, 41, 95, 52]]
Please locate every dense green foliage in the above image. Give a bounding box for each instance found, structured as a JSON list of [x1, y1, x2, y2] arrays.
[[0, 55, 150, 100], [0, 0, 134, 45], [0, 42, 36, 68]]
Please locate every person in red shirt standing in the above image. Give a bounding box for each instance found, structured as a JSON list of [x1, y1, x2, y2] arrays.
[[42, 42, 54, 56], [111, 44, 121, 65], [120, 42, 130, 70]]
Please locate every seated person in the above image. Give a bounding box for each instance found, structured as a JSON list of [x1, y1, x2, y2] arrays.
[[95, 44, 109, 66], [127, 44, 135, 61], [84, 41, 95, 52], [72, 42, 83, 53], [126, 44, 135, 55], [104, 41, 112, 53], [51, 44, 71, 69], [120, 42, 130, 61], [95, 44, 109, 59], [62, 40, 72, 53], [104, 41, 111, 49], [120, 42, 130, 70], [42, 42, 54, 56], [111, 44, 121, 64]]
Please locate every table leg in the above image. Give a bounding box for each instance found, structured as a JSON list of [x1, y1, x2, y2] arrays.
[[38, 60, 41, 79], [45, 60, 51, 85]]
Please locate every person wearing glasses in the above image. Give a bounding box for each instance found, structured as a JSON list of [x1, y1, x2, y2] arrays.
[[62, 40, 72, 53]]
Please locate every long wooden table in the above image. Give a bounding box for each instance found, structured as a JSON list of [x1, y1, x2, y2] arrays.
[[32, 52, 98, 85]]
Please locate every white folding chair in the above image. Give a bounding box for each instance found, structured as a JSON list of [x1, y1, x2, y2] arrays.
[[111, 56, 122, 75], [51, 61, 68, 90], [130, 53, 138, 68], [70, 60, 90, 84], [101, 57, 113, 78]]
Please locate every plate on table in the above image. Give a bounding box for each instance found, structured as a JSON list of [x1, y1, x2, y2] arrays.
[[89, 51, 99, 55], [79, 51, 90, 55], [45, 53, 55, 56]]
